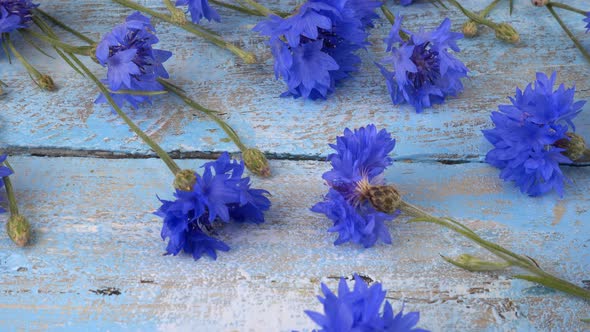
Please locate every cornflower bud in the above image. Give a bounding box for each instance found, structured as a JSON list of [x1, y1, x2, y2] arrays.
[[444, 254, 511, 272], [38, 75, 56, 91], [367, 185, 402, 214], [462, 20, 478, 37], [7, 215, 31, 247], [243, 148, 271, 177], [495, 23, 520, 43]]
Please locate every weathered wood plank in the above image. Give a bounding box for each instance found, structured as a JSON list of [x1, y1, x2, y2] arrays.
[[0, 156, 588, 330], [1, 0, 589, 159]]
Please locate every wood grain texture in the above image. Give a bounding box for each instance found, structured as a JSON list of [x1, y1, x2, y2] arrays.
[[0, 156, 588, 331], [1, 0, 589, 160]]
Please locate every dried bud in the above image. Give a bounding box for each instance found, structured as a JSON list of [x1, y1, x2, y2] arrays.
[[38, 75, 56, 91], [173, 169, 197, 191], [243, 149, 271, 177], [555, 132, 587, 161], [7, 215, 31, 247], [462, 20, 478, 38], [443, 254, 510, 272], [367, 185, 402, 214], [531, 0, 548, 7], [495, 23, 520, 44]]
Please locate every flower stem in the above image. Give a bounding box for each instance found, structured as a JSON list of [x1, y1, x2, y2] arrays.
[[69, 54, 181, 175], [446, 0, 499, 29], [480, 0, 501, 18], [380, 5, 410, 41], [2, 161, 19, 216], [34, 8, 95, 44], [4, 34, 56, 90], [400, 200, 590, 301], [157, 78, 248, 151], [111, 0, 257, 64], [546, 5, 590, 64], [22, 29, 94, 56], [547, 2, 588, 16], [240, 0, 275, 16], [209, 0, 263, 16]]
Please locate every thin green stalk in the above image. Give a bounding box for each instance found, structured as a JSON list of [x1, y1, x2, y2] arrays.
[[5, 36, 43, 79], [481, 0, 501, 17], [241, 0, 274, 16], [400, 201, 590, 301], [34, 8, 95, 44], [2, 166, 19, 216], [111, 0, 256, 63], [0, 79, 6, 87], [69, 54, 181, 175], [209, 0, 263, 16], [157, 78, 247, 151], [380, 5, 410, 40], [547, 2, 588, 16], [22, 30, 94, 56], [446, 0, 499, 29], [547, 5, 590, 64]]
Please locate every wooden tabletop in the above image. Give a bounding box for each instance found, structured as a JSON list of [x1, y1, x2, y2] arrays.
[[1, 0, 589, 330]]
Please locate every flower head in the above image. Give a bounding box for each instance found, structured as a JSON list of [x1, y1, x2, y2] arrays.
[[0, 0, 38, 34], [254, 0, 380, 99], [482, 72, 586, 196], [584, 12, 590, 33], [312, 125, 400, 247], [95, 12, 172, 109], [305, 275, 429, 332], [156, 152, 271, 260], [0, 154, 13, 213], [175, 0, 219, 24], [377, 16, 468, 112]]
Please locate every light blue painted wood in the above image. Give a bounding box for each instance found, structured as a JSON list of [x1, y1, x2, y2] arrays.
[[0, 0, 589, 159], [0, 156, 588, 331]]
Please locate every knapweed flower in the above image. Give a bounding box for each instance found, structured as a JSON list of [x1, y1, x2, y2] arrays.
[[95, 12, 172, 108], [584, 12, 590, 33], [482, 72, 586, 196], [0, 154, 13, 213], [254, 0, 381, 99], [376, 16, 468, 112], [0, 0, 38, 34], [312, 125, 401, 247], [305, 275, 429, 332], [156, 152, 271, 260], [175, 0, 219, 24]]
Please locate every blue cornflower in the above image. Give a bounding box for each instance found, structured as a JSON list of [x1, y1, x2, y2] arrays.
[[305, 275, 429, 332], [156, 152, 271, 260], [377, 16, 468, 112], [0, 154, 13, 213], [254, 0, 380, 99], [0, 0, 38, 34], [584, 12, 590, 33], [95, 12, 172, 109], [482, 72, 586, 197], [175, 0, 219, 24], [312, 125, 400, 247]]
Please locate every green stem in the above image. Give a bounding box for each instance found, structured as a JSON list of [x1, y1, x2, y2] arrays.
[[241, 0, 274, 16], [547, 2, 588, 16], [111, 0, 256, 64], [157, 78, 247, 151], [5, 35, 43, 79], [547, 5, 590, 64], [22, 30, 94, 56], [69, 54, 181, 175], [2, 162, 19, 216], [0, 79, 6, 87], [446, 0, 499, 29], [480, 0, 501, 17], [400, 201, 590, 301], [380, 5, 410, 41], [209, 0, 263, 16], [34, 8, 95, 44]]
